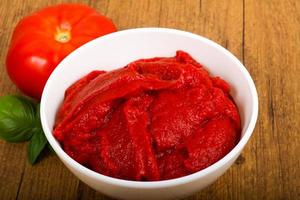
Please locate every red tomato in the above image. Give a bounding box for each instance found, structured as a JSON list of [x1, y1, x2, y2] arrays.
[[6, 4, 117, 99]]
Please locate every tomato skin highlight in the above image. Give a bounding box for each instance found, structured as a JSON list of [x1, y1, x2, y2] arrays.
[[6, 4, 117, 99]]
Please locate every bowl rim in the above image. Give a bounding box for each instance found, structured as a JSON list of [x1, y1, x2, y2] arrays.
[[40, 27, 258, 189]]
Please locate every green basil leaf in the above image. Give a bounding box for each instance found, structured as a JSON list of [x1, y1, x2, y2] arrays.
[[47, 143, 55, 153], [28, 104, 48, 164], [0, 95, 37, 142], [28, 127, 48, 164]]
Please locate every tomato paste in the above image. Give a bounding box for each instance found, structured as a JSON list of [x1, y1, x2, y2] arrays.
[[53, 51, 241, 181]]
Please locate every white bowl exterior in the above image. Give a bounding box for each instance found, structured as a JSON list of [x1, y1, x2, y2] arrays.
[[41, 28, 258, 200]]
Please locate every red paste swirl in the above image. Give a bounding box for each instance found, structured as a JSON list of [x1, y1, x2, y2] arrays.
[[54, 51, 241, 181]]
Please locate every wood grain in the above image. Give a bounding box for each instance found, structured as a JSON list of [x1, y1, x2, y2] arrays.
[[0, 0, 299, 199]]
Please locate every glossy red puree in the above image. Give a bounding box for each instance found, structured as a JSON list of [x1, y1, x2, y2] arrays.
[[53, 51, 241, 181]]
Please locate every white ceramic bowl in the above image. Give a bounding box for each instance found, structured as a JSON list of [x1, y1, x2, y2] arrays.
[[40, 28, 258, 200]]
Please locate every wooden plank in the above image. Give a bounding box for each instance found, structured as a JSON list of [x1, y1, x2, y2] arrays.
[[16, 154, 79, 200], [0, 0, 20, 96], [0, 142, 26, 200], [158, 0, 243, 59], [0, 0, 30, 199], [106, 0, 162, 29], [244, 0, 300, 199]]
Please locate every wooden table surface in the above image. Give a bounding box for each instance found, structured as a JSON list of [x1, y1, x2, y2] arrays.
[[0, 0, 299, 199]]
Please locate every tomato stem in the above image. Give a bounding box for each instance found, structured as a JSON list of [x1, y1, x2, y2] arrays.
[[55, 27, 71, 43]]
